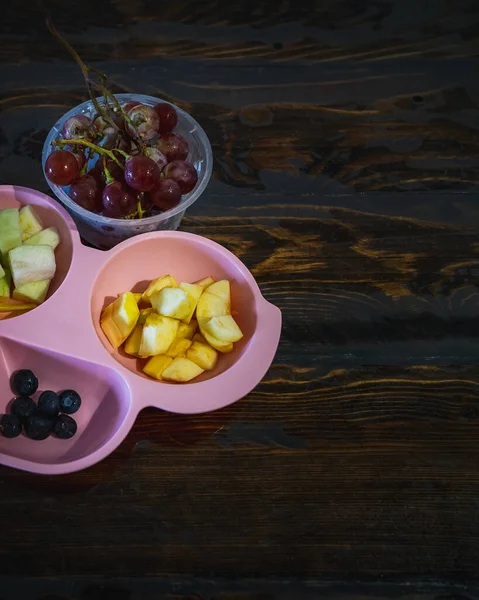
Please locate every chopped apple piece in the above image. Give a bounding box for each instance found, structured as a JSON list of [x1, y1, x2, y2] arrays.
[[142, 274, 178, 304], [100, 292, 139, 349], [138, 307, 154, 325], [124, 323, 143, 356], [187, 341, 218, 371], [139, 314, 179, 357], [0, 208, 22, 258], [194, 276, 215, 288], [143, 355, 173, 380], [206, 280, 231, 305], [23, 226, 60, 250], [111, 292, 140, 337], [19, 205, 43, 241], [132, 293, 142, 304], [13, 279, 50, 304], [201, 329, 234, 353], [9, 244, 56, 288], [192, 332, 207, 344], [196, 291, 230, 320], [165, 338, 192, 358], [177, 320, 197, 340], [0, 268, 10, 297], [100, 305, 123, 349], [203, 315, 243, 343], [162, 357, 204, 382], [151, 287, 190, 320], [179, 282, 204, 324]]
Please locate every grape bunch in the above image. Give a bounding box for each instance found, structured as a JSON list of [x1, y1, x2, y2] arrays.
[[45, 100, 199, 219]]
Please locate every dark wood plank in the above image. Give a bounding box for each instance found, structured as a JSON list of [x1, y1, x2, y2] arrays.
[[1, 0, 479, 590], [0, 578, 477, 599]]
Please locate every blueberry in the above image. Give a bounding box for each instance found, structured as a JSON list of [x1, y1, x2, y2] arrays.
[[53, 415, 77, 439], [25, 415, 53, 440], [59, 390, 81, 415], [11, 369, 38, 396], [37, 391, 60, 418], [0, 414, 22, 438], [11, 396, 37, 421]]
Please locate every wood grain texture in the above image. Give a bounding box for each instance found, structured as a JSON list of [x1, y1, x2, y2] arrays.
[[1, 0, 479, 594]]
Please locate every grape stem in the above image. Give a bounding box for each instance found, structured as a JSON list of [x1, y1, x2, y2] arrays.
[[53, 138, 123, 169], [102, 157, 115, 185], [46, 19, 119, 133], [113, 148, 131, 160]]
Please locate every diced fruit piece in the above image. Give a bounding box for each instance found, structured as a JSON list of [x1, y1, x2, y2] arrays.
[[0, 300, 35, 312], [165, 338, 192, 358], [13, 279, 50, 304], [124, 323, 143, 356], [0, 267, 11, 297], [100, 304, 123, 349], [194, 276, 215, 288], [139, 314, 179, 357], [177, 320, 197, 340], [192, 332, 207, 344], [143, 355, 173, 380], [59, 390, 81, 415], [24, 226, 60, 250], [133, 293, 142, 304], [141, 275, 178, 304], [138, 307, 154, 325], [111, 292, 139, 337], [0, 263, 4, 279], [179, 282, 203, 324], [187, 341, 218, 371], [203, 315, 243, 343], [206, 280, 231, 304], [9, 244, 56, 288], [196, 291, 230, 320], [101, 292, 140, 348], [162, 357, 204, 382], [201, 329, 234, 353], [0, 208, 22, 258], [151, 287, 190, 321], [19, 205, 43, 241]]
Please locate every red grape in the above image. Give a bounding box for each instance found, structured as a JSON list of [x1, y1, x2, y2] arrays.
[[45, 150, 80, 186], [150, 179, 182, 210], [163, 160, 198, 193], [155, 132, 188, 162], [62, 115, 93, 140], [144, 147, 168, 171], [65, 145, 86, 171], [154, 103, 178, 134], [69, 174, 102, 212], [124, 155, 160, 192], [122, 101, 140, 113], [125, 104, 159, 141], [102, 181, 138, 217]]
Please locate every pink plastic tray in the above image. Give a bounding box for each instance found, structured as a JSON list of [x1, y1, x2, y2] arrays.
[[0, 186, 281, 475]]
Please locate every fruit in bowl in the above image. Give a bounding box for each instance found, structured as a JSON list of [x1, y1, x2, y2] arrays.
[[0, 203, 62, 314], [42, 22, 212, 249], [100, 275, 244, 383]]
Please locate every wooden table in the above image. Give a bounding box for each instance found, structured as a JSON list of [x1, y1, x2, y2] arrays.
[[1, 0, 479, 597]]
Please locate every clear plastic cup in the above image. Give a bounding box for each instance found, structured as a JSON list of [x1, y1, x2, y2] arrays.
[[42, 94, 213, 249]]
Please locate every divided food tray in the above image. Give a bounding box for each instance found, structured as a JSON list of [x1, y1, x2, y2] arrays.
[[0, 186, 282, 475]]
